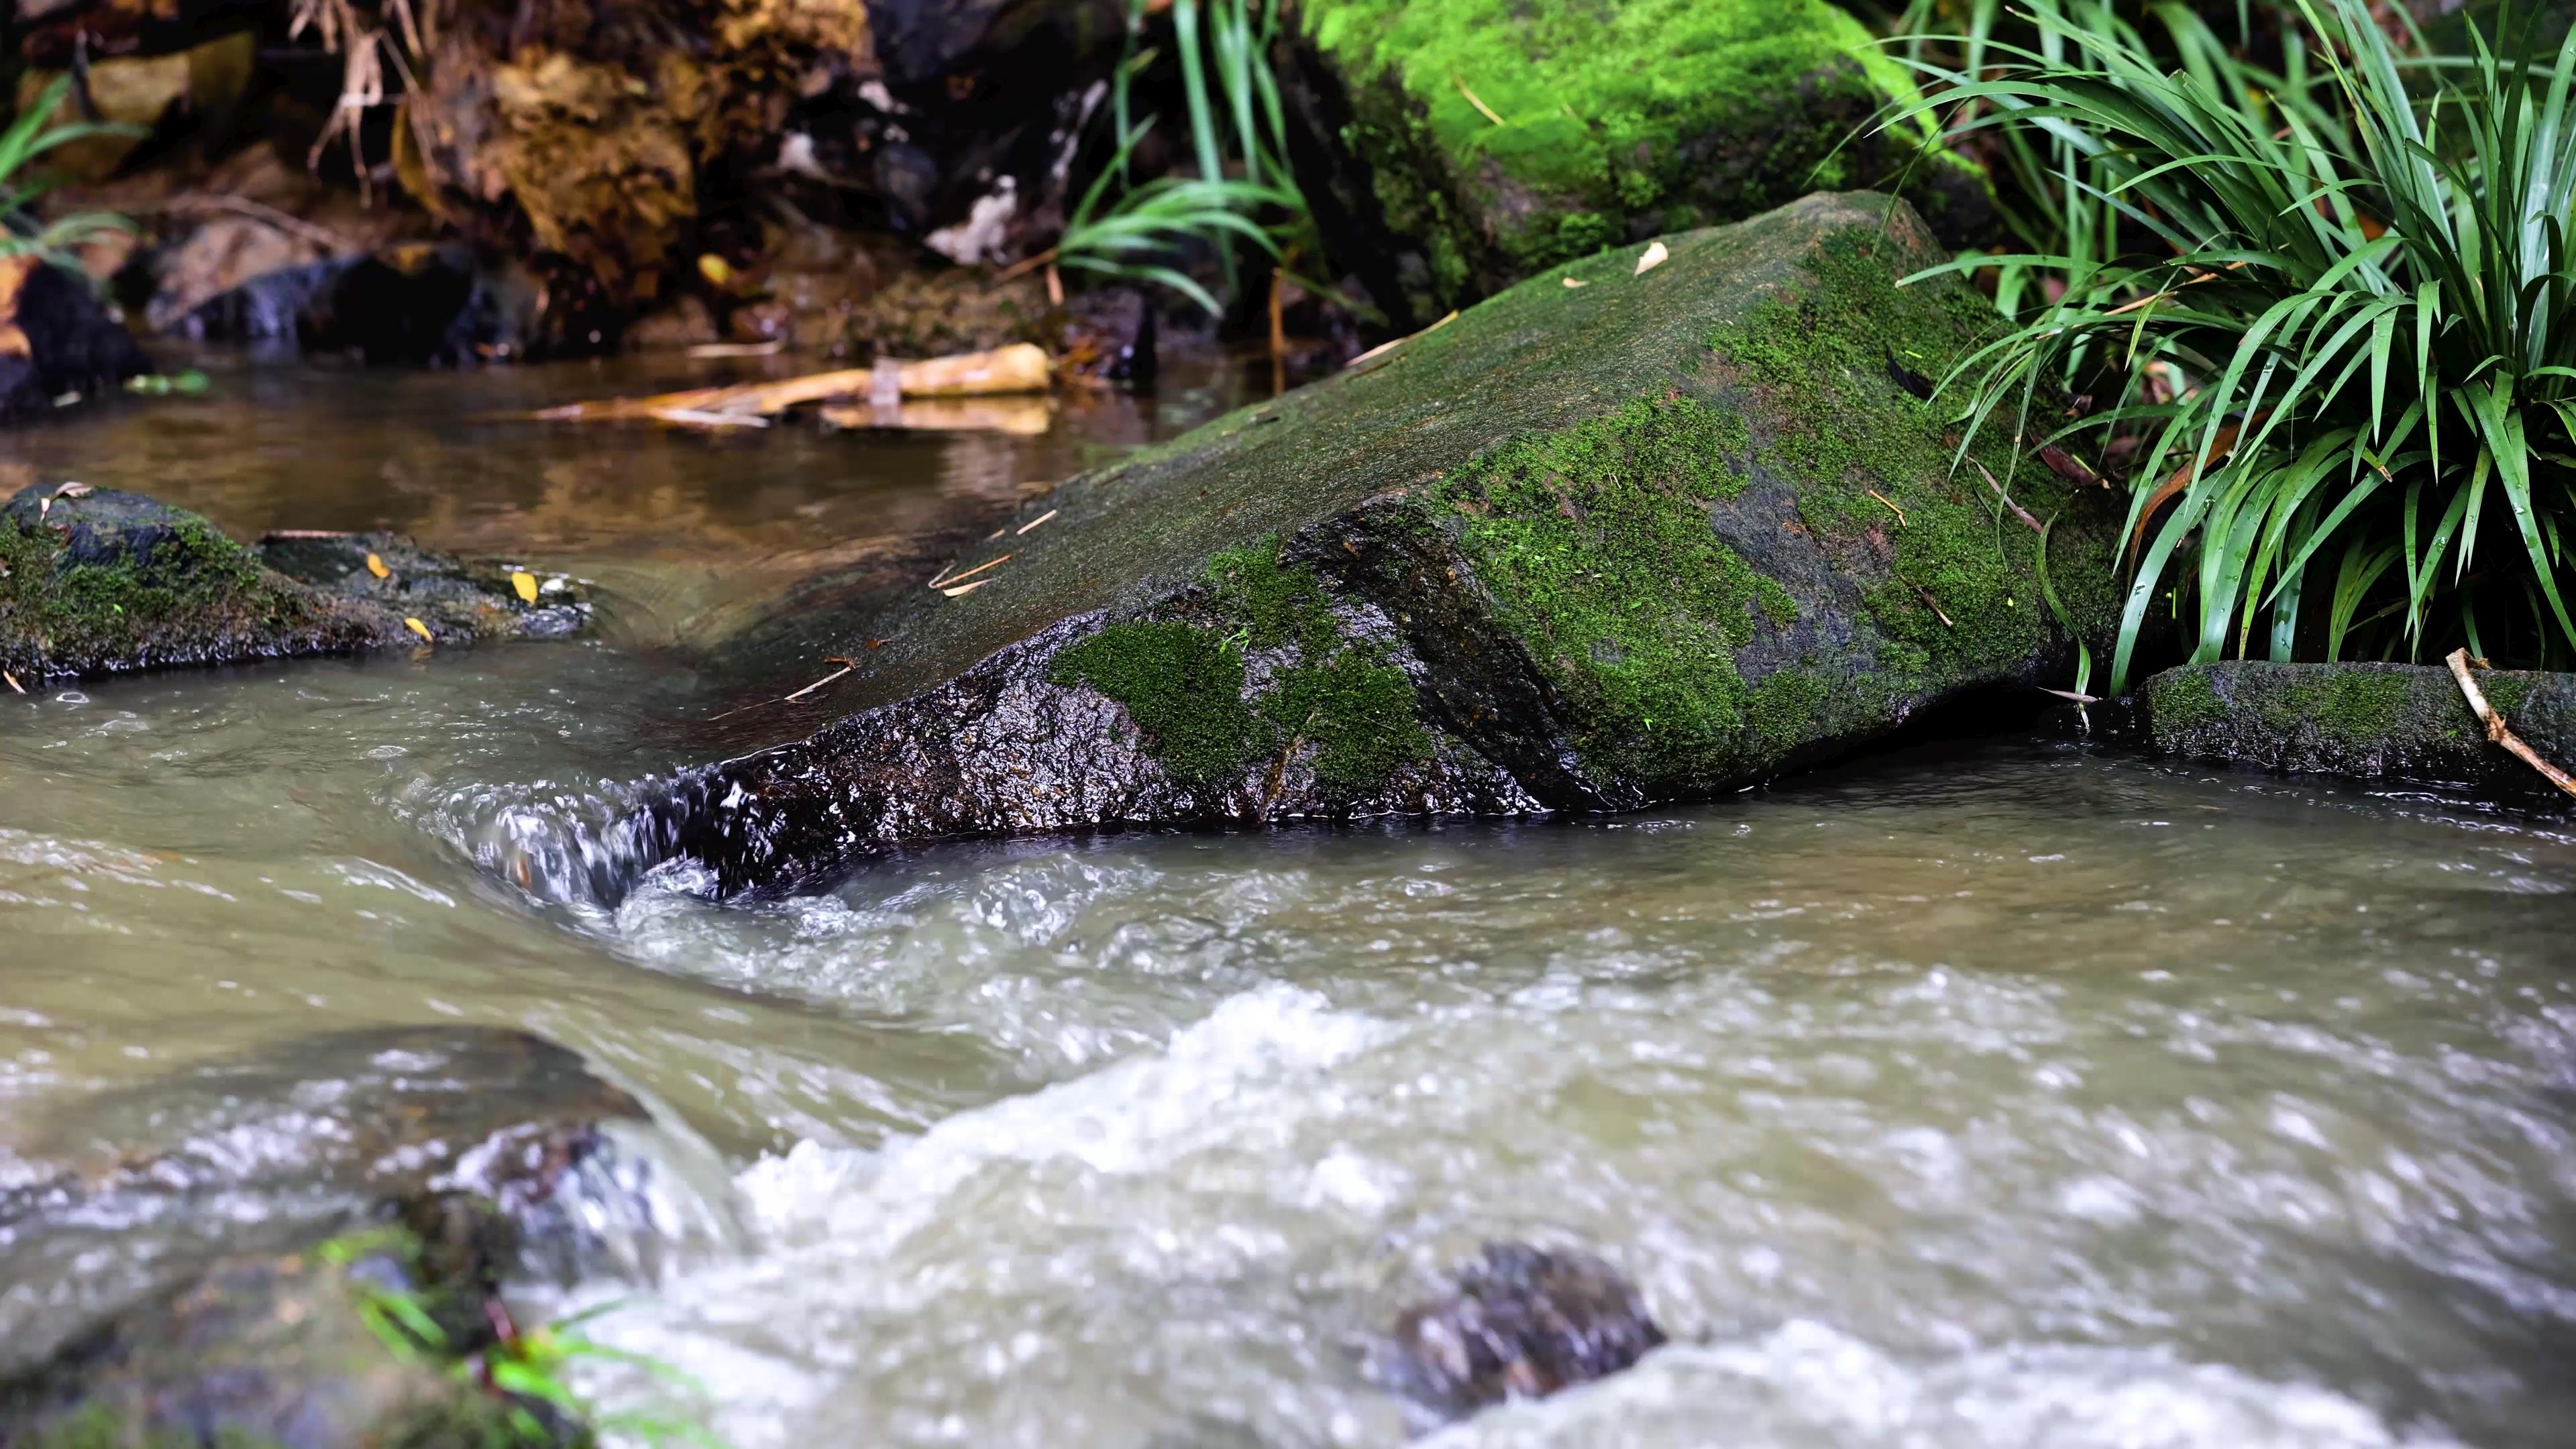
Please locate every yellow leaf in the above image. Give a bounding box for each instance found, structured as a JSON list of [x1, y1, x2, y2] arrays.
[[404, 617, 433, 643], [698, 254, 734, 286], [511, 570, 539, 604], [366, 553, 390, 580]]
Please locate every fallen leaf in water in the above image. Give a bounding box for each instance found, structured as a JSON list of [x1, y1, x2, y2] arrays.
[[366, 553, 390, 580], [511, 570, 539, 604], [404, 617, 433, 643], [943, 578, 994, 598], [1562, 276, 1587, 288], [3, 671, 21, 694], [1634, 241, 1668, 275]]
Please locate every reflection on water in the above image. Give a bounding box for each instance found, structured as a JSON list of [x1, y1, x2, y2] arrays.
[[0, 350, 1234, 650], [2, 363, 2574, 1448]]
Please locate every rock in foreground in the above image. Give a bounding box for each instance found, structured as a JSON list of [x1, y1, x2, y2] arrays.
[[2140, 659, 2576, 796], [0, 484, 588, 684], [630, 193, 2117, 898], [1368, 1242, 1666, 1419]]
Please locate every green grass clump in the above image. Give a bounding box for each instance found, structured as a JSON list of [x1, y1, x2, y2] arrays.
[[1895, 0, 2576, 688]]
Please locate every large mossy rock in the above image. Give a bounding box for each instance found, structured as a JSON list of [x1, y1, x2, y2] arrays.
[[0, 485, 590, 684], [637, 193, 2120, 896], [2140, 659, 2576, 796], [1282, 0, 1987, 328]]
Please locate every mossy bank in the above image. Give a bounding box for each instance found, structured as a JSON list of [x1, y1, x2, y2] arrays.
[[635, 193, 2122, 897], [2141, 659, 2576, 797], [1281, 0, 1989, 327]]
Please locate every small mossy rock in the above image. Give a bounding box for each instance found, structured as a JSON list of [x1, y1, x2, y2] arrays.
[[606, 193, 2119, 897], [0, 484, 394, 681], [1282, 0, 1989, 327], [0, 1232, 585, 1449], [0, 258, 151, 423], [0, 486, 592, 683], [256, 533, 593, 641], [1366, 1242, 1665, 1421], [2141, 659, 2576, 798], [176, 244, 537, 366]]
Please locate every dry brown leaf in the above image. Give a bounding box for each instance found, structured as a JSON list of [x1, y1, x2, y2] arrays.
[[511, 570, 539, 604], [1562, 276, 1587, 288], [365, 553, 390, 580], [52, 481, 91, 499], [3, 670, 21, 695], [1634, 241, 1669, 275], [403, 617, 433, 643]]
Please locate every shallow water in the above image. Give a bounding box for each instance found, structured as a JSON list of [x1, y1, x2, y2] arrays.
[[4, 366, 2576, 1448]]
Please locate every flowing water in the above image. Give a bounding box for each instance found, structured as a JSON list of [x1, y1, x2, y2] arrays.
[[3, 362, 2575, 1448]]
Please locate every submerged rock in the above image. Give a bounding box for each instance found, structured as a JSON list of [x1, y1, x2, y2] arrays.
[[633, 193, 2119, 896], [0, 257, 151, 423], [2140, 659, 2576, 796], [1282, 0, 1988, 328], [0, 1232, 574, 1449], [0, 484, 589, 683], [1368, 1242, 1666, 1419], [0, 1026, 670, 1374]]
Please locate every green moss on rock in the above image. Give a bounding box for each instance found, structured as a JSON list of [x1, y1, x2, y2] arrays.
[[2141, 659, 2576, 791], [1299, 0, 1979, 313], [1049, 621, 1262, 790]]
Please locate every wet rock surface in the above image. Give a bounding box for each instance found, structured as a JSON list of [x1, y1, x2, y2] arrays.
[[0, 484, 590, 683], [0, 1026, 661, 1391], [174, 241, 537, 365], [0, 257, 152, 423], [604, 193, 2120, 898], [2139, 659, 2576, 798], [1368, 1242, 1666, 1421]]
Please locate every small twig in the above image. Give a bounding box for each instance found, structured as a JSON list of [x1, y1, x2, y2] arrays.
[[2037, 686, 2100, 704], [989, 248, 1058, 286], [782, 657, 860, 703], [1974, 462, 2045, 535], [650, 407, 770, 429], [686, 340, 784, 359], [2445, 649, 2576, 800], [929, 551, 1013, 591], [1898, 576, 1954, 628], [1454, 76, 1505, 126], [1864, 488, 1907, 527], [1016, 508, 1059, 535]]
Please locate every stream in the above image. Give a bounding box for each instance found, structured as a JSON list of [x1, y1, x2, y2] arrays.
[[3, 360, 2575, 1448]]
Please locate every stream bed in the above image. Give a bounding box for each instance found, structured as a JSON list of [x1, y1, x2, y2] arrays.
[[3, 364, 2574, 1448]]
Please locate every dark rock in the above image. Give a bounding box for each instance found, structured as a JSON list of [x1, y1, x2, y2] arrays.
[[2140, 659, 2576, 798], [1367, 1242, 1666, 1418], [1280, 0, 1992, 329], [173, 242, 536, 365], [256, 531, 592, 641], [582, 194, 2119, 899], [0, 256, 152, 422], [0, 484, 590, 683]]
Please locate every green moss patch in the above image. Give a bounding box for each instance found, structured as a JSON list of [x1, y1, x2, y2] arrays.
[[0, 511, 335, 679], [1431, 394, 1777, 788], [1705, 227, 2114, 680], [1051, 543, 1432, 802]]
